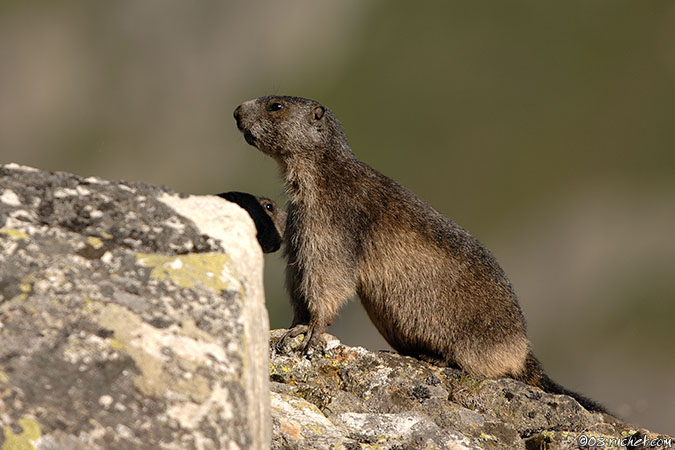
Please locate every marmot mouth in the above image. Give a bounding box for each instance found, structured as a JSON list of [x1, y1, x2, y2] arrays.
[[243, 131, 256, 146]]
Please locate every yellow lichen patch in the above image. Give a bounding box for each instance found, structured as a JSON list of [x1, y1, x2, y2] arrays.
[[479, 432, 497, 441], [17, 274, 34, 294], [86, 236, 104, 249], [108, 338, 125, 350], [10, 276, 35, 302], [2, 417, 41, 450], [98, 304, 168, 397], [100, 231, 113, 240], [0, 371, 8, 383], [0, 229, 29, 240], [306, 424, 327, 436], [97, 304, 219, 400], [286, 395, 324, 416], [538, 431, 555, 440], [136, 253, 231, 292]]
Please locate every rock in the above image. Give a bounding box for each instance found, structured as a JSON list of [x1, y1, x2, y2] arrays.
[[2, 163, 672, 450], [0, 164, 270, 449], [269, 330, 674, 450]]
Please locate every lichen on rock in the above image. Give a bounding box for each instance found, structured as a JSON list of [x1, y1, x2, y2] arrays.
[[0, 163, 270, 450], [2, 163, 671, 450], [269, 330, 674, 450]]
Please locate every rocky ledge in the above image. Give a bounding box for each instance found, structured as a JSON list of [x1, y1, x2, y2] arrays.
[[269, 331, 672, 450]]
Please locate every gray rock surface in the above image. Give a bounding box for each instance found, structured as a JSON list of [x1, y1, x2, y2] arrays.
[[270, 330, 674, 450], [0, 164, 270, 449], [2, 163, 672, 450]]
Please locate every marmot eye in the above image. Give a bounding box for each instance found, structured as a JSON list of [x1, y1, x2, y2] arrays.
[[264, 203, 274, 212], [268, 103, 283, 112]]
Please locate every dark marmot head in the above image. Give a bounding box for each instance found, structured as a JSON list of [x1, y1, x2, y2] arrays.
[[218, 191, 286, 253], [233, 96, 348, 161]]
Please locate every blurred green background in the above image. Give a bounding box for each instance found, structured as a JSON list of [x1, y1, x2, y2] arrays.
[[1, 0, 673, 434]]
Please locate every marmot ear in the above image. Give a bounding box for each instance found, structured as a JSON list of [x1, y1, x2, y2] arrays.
[[312, 105, 325, 121]]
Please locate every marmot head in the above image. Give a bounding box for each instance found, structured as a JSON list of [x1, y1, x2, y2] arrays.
[[233, 96, 348, 160], [217, 191, 286, 253]]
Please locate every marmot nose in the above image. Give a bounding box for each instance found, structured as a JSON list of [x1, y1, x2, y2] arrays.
[[233, 105, 242, 121]]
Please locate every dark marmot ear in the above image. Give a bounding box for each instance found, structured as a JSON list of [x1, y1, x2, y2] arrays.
[[312, 105, 325, 121]]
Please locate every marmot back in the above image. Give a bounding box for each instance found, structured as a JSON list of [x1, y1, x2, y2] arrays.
[[233, 95, 607, 414]]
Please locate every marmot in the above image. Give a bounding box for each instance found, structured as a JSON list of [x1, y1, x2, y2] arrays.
[[218, 191, 286, 253], [233, 95, 607, 413]]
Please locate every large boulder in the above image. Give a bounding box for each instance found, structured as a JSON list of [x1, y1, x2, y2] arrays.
[[0, 164, 270, 449]]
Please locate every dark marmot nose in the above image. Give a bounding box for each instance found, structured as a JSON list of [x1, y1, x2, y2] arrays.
[[233, 105, 245, 130]]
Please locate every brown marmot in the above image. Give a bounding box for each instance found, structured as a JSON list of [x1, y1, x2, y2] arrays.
[[233, 95, 607, 413], [218, 191, 286, 253]]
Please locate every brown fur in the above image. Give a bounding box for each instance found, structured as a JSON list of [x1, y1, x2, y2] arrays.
[[233, 95, 607, 413]]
